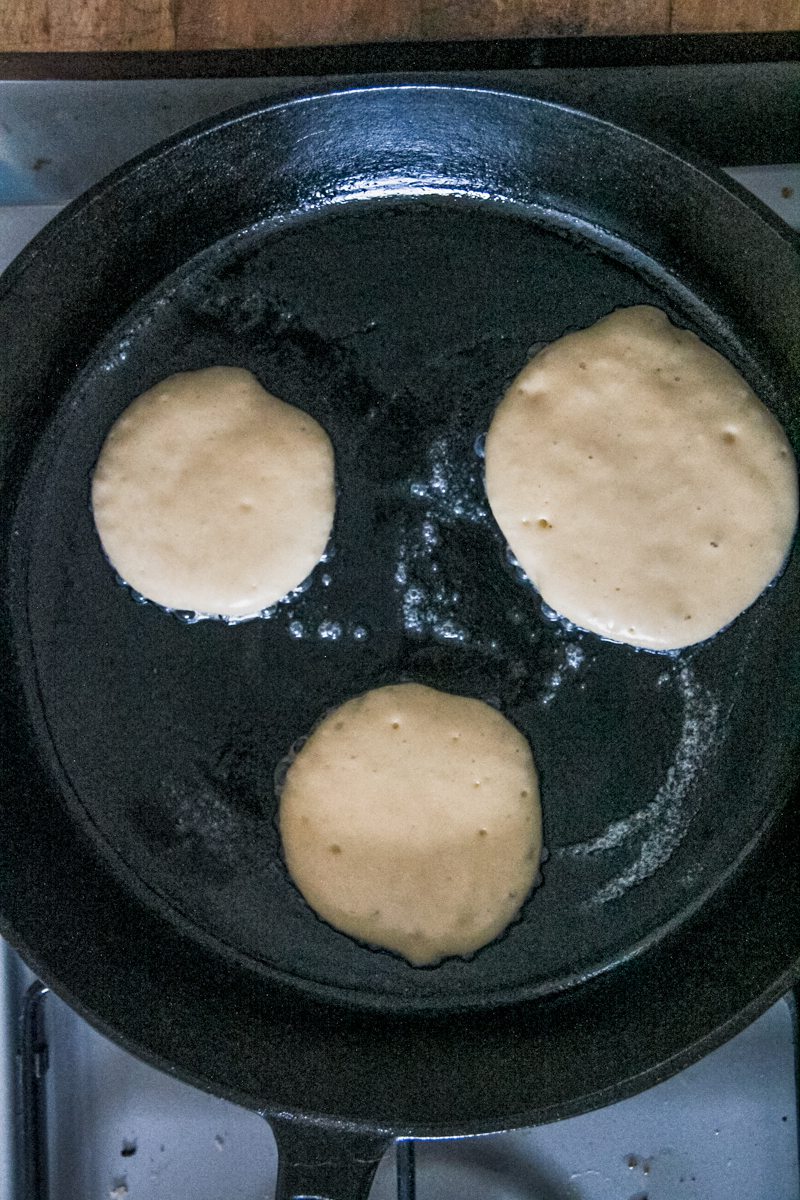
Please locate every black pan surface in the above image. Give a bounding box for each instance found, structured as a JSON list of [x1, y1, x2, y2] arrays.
[[1, 85, 799, 1151], [13, 190, 799, 1010]]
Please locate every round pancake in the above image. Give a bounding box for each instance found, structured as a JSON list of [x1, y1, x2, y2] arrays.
[[91, 366, 335, 617], [485, 305, 798, 650], [279, 683, 542, 966]]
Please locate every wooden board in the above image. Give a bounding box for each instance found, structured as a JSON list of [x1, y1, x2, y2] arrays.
[[176, 0, 419, 52], [0, 0, 174, 51], [672, 0, 800, 32], [0, 0, 795, 56], [176, 0, 669, 50], [414, 0, 669, 41]]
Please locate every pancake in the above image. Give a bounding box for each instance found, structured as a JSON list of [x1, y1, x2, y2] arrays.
[[279, 683, 542, 966], [91, 366, 335, 617], [485, 306, 798, 650]]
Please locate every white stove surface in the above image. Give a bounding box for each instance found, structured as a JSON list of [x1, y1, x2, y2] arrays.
[[3, 944, 797, 1200], [1, 78, 798, 1200]]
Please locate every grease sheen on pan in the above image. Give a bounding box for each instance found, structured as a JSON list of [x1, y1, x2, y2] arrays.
[[91, 366, 335, 617], [485, 306, 798, 651], [279, 683, 543, 966]]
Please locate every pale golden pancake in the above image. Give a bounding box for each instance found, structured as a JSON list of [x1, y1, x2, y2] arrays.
[[485, 306, 797, 650], [279, 683, 542, 966], [92, 366, 335, 617]]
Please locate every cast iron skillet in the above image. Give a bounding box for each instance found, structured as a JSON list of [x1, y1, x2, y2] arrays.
[[1, 85, 799, 1200]]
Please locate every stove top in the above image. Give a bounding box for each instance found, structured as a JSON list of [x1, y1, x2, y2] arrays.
[[3, 945, 797, 1199], [1, 62, 798, 1200]]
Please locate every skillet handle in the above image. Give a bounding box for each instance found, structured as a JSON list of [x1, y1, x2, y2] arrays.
[[268, 1114, 391, 1200]]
